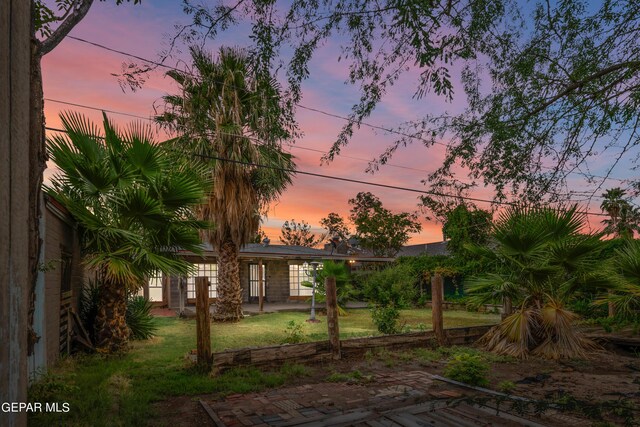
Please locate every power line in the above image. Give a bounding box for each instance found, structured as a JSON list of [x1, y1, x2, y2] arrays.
[[45, 97, 435, 174], [64, 35, 635, 186], [44, 125, 611, 217], [44, 97, 622, 195]]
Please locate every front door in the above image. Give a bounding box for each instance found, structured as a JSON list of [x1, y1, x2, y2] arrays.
[[248, 264, 267, 303]]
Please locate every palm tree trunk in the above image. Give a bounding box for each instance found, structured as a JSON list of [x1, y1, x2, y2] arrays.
[[95, 278, 130, 352], [213, 239, 244, 321]]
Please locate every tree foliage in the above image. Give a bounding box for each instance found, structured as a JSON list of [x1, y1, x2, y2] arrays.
[[279, 219, 325, 247], [320, 212, 351, 242], [442, 204, 493, 257], [349, 192, 421, 257], [159, 0, 640, 203], [600, 187, 640, 238]]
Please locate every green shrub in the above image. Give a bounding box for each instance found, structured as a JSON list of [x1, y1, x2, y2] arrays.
[[498, 380, 516, 393], [126, 296, 157, 340], [443, 353, 489, 386], [282, 320, 305, 344], [370, 306, 400, 334], [363, 264, 417, 307]]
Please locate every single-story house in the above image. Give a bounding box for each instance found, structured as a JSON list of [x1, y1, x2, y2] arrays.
[[142, 242, 392, 309]]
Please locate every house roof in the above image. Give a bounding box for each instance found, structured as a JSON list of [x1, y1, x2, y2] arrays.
[[397, 241, 450, 257], [180, 243, 394, 262]]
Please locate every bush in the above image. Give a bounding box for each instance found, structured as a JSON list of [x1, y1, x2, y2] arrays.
[[443, 353, 489, 386], [371, 306, 401, 334], [282, 320, 305, 344], [363, 263, 417, 307], [126, 296, 157, 340]]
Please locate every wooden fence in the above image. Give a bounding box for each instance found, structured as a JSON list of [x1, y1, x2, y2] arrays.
[[211, 324, 494, 370]]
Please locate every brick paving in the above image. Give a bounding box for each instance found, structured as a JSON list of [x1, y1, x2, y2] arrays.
[[201, 370, 583, 426]]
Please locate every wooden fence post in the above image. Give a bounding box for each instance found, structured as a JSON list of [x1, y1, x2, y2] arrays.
[[325, 276, 341, 359], [258, 258, 264, 313], [195, 277, 212, 369], [431, 274, 446, 346]]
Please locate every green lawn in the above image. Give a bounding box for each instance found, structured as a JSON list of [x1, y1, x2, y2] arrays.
[[28, 309, 498, 426]]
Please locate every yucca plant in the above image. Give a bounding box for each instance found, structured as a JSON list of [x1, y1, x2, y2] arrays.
[[302, 260, 354, 316], [46, 111, 210, 352], [466, 206, 608, 359]]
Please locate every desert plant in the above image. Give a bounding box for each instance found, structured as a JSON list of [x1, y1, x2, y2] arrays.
[[282, 320, 305, 344], [370, 306, 401, 335], [126, 296, 157, 340], [466, 206, 608, 359], [443, 353, 489, 386]]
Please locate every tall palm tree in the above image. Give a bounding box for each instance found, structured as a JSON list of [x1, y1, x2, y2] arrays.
[[46, 112, 209, 352], [158, 46, 296, 321], [600, 188, 640, 239], [466, 206, 607, 359]]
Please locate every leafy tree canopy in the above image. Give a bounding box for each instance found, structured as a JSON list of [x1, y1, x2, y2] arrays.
[[320, 212, 352, 242], [442, 204, 493, 257], [158, 0, 640, 203], [279, 219, 325, 247], [349, 192, 421, 257]]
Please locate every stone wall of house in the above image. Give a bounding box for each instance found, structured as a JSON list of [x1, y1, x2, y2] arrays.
[[265, 260, 290, 302]]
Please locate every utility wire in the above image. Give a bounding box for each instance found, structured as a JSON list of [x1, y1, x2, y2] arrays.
[[44, 97, 620, 195], [44, 124, 612, 217], [65, 35, 636, 185]]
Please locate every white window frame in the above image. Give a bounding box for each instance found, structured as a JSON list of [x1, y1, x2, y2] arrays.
[[289, 263, 319, 297], [186, 263, 218, 299]]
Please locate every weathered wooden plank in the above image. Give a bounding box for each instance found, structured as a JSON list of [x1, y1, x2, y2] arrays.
[[196, 277, 212, 369], [325, 276, 341, 359], [0, 3, 30, 417], [431, 274, 446, 346]]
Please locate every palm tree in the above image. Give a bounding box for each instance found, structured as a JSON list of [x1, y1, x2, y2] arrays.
[[158, 46, 296, 321], [600, 188, 640, 239], [46, 112, 209, 352], [604, 240, 640, 319], [466, 206, 607, 359]]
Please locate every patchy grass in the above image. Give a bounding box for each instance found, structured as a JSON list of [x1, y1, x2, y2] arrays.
[[28, 309, 496, 426]]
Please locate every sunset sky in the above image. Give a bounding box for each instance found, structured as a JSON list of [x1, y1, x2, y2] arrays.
[[42, 1, 634, 244]]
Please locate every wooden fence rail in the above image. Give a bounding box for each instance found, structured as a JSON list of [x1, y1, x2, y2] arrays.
[[211, 324, 494, 370]]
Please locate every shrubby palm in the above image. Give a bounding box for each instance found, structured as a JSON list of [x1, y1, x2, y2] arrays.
[[47, 112, 209, 352], [158, 46, 296, 321], [466, 206, 607, 359], [606, 240, 640, 319]]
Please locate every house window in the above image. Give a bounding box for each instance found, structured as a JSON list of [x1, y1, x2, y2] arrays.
[[60, 251, 72, 297], [147, 271, 163, 302], [288, 263, 317, 296], [186, 263, 218, 299], [248, 264, 267, 301]]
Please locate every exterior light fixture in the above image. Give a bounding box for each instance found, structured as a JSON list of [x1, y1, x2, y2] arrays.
[[307, 261, 321, 323]]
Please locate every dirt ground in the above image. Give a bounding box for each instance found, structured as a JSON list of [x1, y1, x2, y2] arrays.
[[152, 344, 640, 426]]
